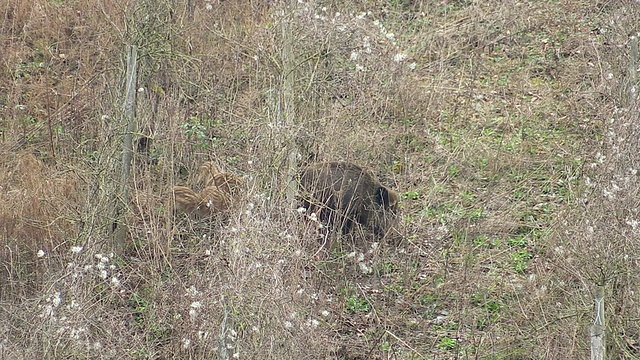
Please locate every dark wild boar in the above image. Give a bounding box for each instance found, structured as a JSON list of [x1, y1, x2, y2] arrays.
[[299, 161, 399, 237]]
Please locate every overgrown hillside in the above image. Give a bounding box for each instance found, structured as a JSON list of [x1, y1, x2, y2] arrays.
[[1, 0, 639, 358]]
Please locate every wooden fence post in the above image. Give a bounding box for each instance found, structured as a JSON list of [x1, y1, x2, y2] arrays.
[[590, 285, 605, 360], [114, 45, 138, 250], [281, 1, 299, 209]]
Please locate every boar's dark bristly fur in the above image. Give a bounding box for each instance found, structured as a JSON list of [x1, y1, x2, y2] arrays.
[[299, 161, 399, 237]]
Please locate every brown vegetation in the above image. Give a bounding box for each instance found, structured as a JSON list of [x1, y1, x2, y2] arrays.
[[0, 152, 82, 296], [299, 161, 399, 237], [1, 0, 639, 358]]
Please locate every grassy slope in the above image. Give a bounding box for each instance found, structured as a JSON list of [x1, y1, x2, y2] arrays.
[[1, 0, 639, 358]]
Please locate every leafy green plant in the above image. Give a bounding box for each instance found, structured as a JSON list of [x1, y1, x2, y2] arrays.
[[469, 207, 486, 220], [460, 190, 475, 202], [508, 235, 527, 248], [378, 261, 399, 275], [345, 295, 370, 314], [421, 203, 465, 222], [485, 299, 501, 313], [512, 188, 525, 199], [471, 293, 502, 325], [384, 282, 404, 298], [402, 190, 420, 200], [227, 156, 239, 165], [476, 317, 489, 330], [512, 249, 533, 273], [437, 336, 458, 351], [182, 116, 215, 149], [129, 292, 149, 325], [130, 349, 150, 359], [473, 235, 496, 248]]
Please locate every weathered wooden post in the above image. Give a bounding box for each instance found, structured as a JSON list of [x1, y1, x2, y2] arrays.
[[281, 0, 299, 209], [590, 285, 605, 360], [629, 36, 637, 106], [114, 45, 138, 249]]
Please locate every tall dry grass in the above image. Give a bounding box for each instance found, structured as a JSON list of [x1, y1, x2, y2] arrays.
[[1, 0, 640, 358]]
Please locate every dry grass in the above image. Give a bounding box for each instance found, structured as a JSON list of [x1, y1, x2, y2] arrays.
[[1, 0, 640, 358]]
